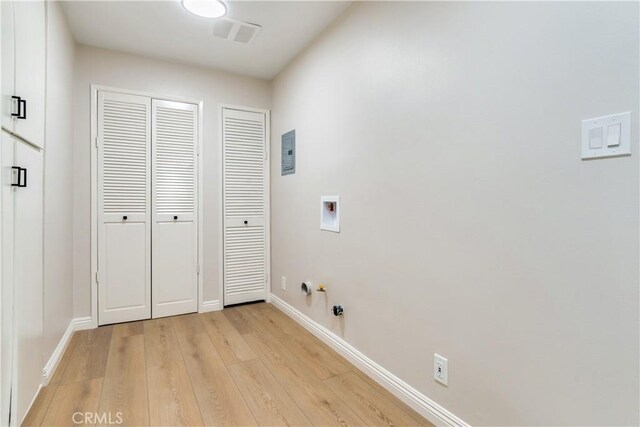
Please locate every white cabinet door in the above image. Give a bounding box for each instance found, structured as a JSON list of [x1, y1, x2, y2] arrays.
[[13, 139, 43, 425], [0, 133, 44, 426], [12, 0, 45, 148], [1, 1, 15, 131], [97, 91, 151, 325], [0, 131, 15, 427], [151, 100, 198, 318], [222, 108, 267, 306]]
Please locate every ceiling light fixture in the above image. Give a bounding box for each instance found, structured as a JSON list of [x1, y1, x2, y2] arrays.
[[182, 0, 227, 18]]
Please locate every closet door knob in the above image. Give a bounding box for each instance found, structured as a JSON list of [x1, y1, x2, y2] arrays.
[[123, 216, 128, 220], [244, 220, 248, 225], [174, 215, 178, 220]]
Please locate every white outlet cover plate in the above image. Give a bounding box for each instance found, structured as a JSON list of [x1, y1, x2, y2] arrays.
[[581, 112, 631, 159], [434, 353, 448, 386]]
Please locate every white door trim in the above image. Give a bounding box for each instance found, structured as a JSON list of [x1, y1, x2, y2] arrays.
[[90, 84, 204, 328], [218, 104, 271, 307]]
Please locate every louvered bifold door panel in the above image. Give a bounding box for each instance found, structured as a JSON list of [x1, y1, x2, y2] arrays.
[[97, 91, 151, 325], [152, 100, 198, 318], [223, 108, 267, 306]]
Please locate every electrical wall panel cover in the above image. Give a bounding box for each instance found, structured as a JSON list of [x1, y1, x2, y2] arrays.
[[281, 129, 295, 175]]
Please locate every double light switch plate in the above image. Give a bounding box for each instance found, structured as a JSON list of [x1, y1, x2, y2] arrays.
[[581, 112, 631, 159]]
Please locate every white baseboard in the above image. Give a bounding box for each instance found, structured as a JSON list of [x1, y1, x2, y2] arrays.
[[72, 316, 94, 331], [200, 299, 221, 313], [269, 294, 469, 427], [41, 316, 94, 386], [41, 321, 75, 385]]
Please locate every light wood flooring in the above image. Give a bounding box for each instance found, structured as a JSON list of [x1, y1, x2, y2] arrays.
[[23, 302, 432, 426]]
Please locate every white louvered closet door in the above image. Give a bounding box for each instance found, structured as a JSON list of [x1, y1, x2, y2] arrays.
[[223, 108, 267, 306], [151, 100, 198, 318], [97, 91, 151, 325]]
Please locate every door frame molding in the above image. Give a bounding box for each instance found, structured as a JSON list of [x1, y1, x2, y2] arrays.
[[90, 84, 204, 328], [218, 104, 271, 307]]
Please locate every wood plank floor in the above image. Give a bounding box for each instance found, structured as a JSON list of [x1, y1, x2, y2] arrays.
[[23, 302, 432, 427]]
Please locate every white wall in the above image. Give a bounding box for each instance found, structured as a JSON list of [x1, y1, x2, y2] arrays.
[[72, 46, 271, 317], [42, 1, 75, 367], [270, 2, 639, 425]]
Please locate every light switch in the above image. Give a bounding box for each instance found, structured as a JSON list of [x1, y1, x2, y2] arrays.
[[581, 112, 631, 159], [589, 126, 602, 149], [606, 123, 621, 147]]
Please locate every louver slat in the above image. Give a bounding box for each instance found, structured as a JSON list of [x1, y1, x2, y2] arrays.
[[224, 225, 265, 295], [101, 99, 148, 214], [224, 114, 265, 218], [154, 106, 196, 215]]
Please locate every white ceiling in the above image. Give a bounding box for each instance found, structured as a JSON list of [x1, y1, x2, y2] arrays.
[[61, 1, 351, 80]]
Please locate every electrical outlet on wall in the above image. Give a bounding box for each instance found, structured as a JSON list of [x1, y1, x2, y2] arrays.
[[434, 354, 448, 386], [281, 276, 286, 291]]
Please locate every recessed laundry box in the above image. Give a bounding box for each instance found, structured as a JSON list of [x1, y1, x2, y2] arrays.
[[320, 195, 340, 232]]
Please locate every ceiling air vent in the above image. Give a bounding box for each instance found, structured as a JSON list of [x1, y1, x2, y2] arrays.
[[212, 18, 261, 44]]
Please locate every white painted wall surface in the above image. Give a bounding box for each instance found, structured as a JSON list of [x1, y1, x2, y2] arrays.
[[42, 1, 75, 367], [270, 2, 639, 425], [73, 45, 271, 317]]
